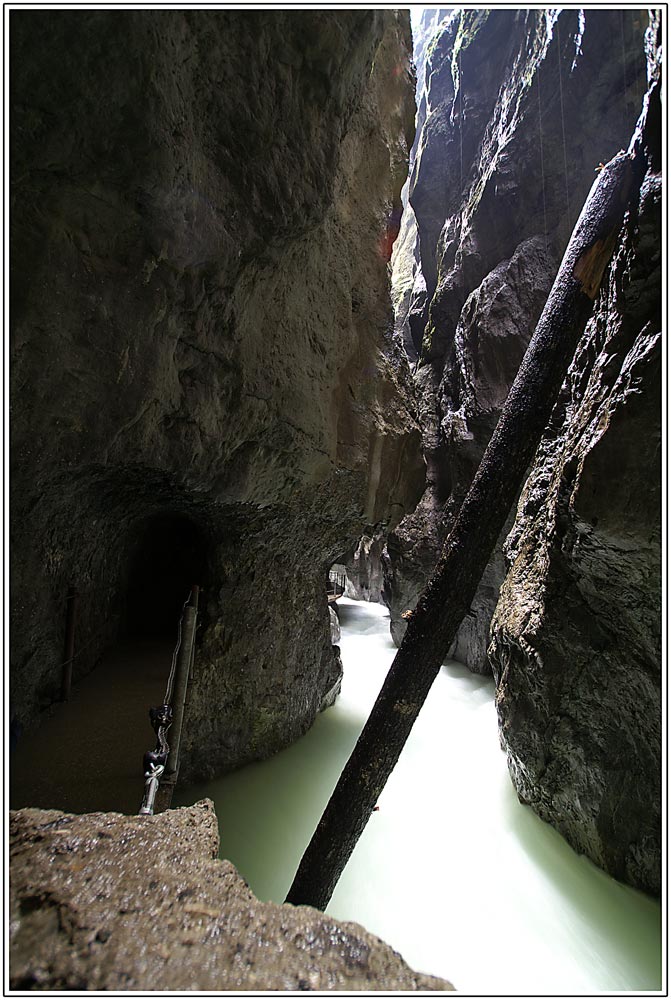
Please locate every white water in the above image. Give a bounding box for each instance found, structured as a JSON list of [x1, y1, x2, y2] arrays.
[[175, 598, 662, 994]]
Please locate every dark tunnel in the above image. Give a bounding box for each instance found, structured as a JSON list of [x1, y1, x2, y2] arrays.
[[125, 513, 209, 638]]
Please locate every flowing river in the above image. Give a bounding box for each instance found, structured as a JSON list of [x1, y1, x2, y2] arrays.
[[175, 598, 662, 993]]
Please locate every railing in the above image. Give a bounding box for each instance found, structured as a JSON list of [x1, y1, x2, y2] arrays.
[[139, 585, 199, 816], [57, 583, 120, 703], [327, 564, 347, 603]]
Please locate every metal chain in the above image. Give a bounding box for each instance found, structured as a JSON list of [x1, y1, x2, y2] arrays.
[[155, 720, 170, 760]]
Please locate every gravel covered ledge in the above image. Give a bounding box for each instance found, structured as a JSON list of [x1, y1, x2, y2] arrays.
[[9, 801, 453, 992]]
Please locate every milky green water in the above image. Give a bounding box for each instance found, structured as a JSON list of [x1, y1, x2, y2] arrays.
[[174, 598, 663, 994]]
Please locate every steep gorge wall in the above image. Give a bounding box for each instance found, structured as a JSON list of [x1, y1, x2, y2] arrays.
[[387, 9, 648, 667], [10, 11, 424, 780], [489, 15, 662, 895], [385, 8, 660, 895]]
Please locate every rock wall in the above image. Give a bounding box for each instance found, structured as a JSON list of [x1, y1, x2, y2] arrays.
[[10, 11, 424, 780], [9, 803, 453, 990], [343, 530, 388, 602], [385, 9, 648, 667], [489, 15, 662, 895], [391, 7, 452, 364]]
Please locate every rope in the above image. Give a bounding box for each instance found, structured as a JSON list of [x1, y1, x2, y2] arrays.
[[536, 71, 549, 256], [141, 593, 195, 812], [458, 48, 464, 195], [164, 591, 192, 704], [143, 704, 173, 774], [555, 18, 571, 225], [619, 10, 629, 137], [155, 719, 170, 759]]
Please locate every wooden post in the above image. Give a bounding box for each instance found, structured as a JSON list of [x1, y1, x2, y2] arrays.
[[60, 586, 78, 702]]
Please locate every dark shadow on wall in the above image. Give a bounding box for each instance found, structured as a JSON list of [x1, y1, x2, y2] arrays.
[[125, 513, 209, 638]]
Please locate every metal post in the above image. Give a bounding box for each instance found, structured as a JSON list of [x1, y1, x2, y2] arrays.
[[189, 585, 199, 681], [154, 590, 198, 811], [60, 587, 78, 702], [139, 764, 165, 816], [164, 604, 195, 780]]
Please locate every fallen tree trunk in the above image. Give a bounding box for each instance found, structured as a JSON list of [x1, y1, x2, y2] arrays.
[[285, 149, 637, 912]]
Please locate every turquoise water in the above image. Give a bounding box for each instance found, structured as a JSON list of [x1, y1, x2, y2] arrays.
[[174, 598, 663, 993]]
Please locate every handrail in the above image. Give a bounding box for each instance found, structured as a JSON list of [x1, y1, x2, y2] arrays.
[[139, 585, 199, 816]]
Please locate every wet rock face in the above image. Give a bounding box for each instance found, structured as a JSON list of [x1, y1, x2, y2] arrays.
[[342, 530, 388, 603], [489, 20, 662, 895], [10, 12, 424, 779], [386, 9, 648, 668], [9, 803, 454, 990]]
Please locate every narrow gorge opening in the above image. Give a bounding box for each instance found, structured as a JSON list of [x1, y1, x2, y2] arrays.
[[8, 6, 662, 994]]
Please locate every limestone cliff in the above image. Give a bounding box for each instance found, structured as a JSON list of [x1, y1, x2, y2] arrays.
[[10, 11, 424, 780], [489, 14, 662, 896], [343, 529, 389, 603], [386, 9, 648, 668], [9, 803, 453, 990], [383, 7, 660, 895]]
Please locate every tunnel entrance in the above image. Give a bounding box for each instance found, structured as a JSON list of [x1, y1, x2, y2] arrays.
[[126, 513, 208, 638]]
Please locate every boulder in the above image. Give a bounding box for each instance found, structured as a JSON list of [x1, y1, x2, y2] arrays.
[[9, 803, 453, 991]]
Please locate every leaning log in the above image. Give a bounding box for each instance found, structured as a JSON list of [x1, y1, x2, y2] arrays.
[[285, 148, 637, 911]]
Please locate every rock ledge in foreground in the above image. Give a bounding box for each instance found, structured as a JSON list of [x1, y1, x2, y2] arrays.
[[10, 801, 454, 992]]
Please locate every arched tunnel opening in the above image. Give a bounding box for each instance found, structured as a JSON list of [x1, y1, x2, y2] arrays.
[[10, 509, 212, 816], [125, 513, 209, 639]]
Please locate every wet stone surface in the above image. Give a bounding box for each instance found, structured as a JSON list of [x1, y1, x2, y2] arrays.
[[9, 802, 454, 991]]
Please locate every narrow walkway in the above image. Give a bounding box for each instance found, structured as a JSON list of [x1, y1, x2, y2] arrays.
[[10, 639, 174, 816]]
